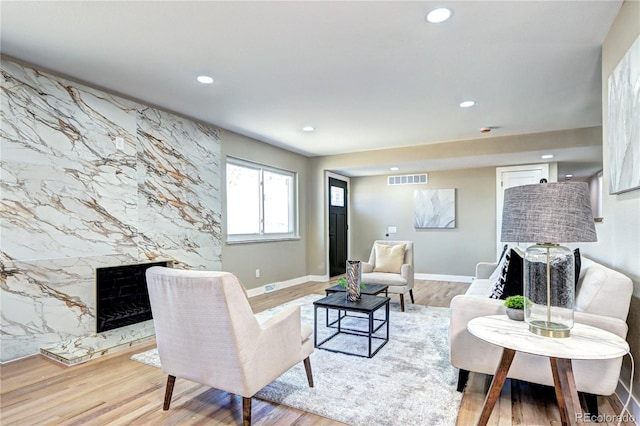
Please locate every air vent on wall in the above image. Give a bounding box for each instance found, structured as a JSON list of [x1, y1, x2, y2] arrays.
[[387, 174, 428, 185]]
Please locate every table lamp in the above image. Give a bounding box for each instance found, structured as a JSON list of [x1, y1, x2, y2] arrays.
[[501, 181, 597, 338]]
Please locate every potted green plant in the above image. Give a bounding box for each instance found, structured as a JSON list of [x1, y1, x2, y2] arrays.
[[337, 277, 366, 291], [504, 295, 525, 321]]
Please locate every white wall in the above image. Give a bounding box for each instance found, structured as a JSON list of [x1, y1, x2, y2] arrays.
[[307, 127, 601, 277]]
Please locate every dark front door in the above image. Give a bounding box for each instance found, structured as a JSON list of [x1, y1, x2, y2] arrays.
[[329, 177, 348, 277]]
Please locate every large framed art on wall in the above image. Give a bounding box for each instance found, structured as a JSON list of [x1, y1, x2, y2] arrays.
[[607, 35, 640, 194], [414, 189, 456, 229]]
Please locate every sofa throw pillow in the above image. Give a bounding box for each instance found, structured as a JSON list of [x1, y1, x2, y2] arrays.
[[373, 243, 406, 273], [497, 244, 509, 264], [488, 248, 524, 299], [488, 249, 512, 299], [501, 248, 524, 299], [574, 248, 581, 287], [488, 246, 510, 286]]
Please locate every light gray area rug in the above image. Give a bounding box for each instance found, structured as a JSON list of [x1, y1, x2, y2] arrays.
[[131, 295, 462, 426]]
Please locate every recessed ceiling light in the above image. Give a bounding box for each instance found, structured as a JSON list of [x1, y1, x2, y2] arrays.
[[459, 101, 475, 108], [196, 75, 214, 84], [390, 167, 399, 171], [565, 174, 573, 178], [541, 154, 554, 159], [302, 126, 315, 132], [426, 8, 452, 23]]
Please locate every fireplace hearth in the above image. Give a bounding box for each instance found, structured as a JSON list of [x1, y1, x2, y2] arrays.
[[96, 261, 170, 333]]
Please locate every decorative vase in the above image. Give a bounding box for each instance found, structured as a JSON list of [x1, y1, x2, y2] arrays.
[[346, 260, 362, 302], [506, 308, 524, 321]]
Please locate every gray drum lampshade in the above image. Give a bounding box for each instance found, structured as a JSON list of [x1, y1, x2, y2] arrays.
[[501, 182, 597, 243]]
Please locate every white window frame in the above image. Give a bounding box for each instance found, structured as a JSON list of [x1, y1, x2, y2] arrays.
[[226, 157, 299, 243]]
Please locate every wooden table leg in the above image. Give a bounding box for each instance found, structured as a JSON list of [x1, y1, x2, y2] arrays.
[[550, 357, 580, 426], [477, 348, 516, 426], [550, 357, 570, 426]]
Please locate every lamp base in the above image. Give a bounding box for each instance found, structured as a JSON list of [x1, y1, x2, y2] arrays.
[[528, 320, 570, 338]]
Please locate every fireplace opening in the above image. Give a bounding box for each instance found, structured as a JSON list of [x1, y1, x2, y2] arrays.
[[96, 261, 170, 333]]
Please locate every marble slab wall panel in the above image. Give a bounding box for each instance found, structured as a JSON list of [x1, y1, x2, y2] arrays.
[[1, 61, 139, 261], [0, 60, 222, 361], [0, 254, 140, 362], [137, 107, 222, 270]]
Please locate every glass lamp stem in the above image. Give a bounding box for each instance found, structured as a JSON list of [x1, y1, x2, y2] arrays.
[[546, 246, 551, 324]]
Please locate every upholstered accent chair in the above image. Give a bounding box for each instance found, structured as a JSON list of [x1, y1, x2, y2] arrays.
[[146, 267, 314, 426], [361, 240, 415, 311]]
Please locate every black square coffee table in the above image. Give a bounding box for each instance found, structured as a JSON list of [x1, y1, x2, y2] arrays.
[[324, 283, 388, 297], [313, 293, 390, 358]]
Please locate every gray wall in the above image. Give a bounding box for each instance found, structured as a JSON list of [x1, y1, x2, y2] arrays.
[[307, 126, 601, 278], [350, 168, 496, 276], [220, 129, 310, 289], [599, 0, 640, 402]]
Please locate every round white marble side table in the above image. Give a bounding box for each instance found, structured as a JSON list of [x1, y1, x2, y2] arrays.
[[467, 315, 629, 426]]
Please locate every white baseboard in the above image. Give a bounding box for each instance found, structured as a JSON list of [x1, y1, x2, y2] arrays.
[[247, 273, 471, 297], [246, 274, 329, 298], [415, 273, 473, 283], [615, 379, 639, 425]]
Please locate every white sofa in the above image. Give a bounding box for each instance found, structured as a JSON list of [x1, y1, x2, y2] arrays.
[[450, 256, 633, 402]]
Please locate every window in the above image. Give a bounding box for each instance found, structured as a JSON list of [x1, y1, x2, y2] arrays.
[[330, 186, 344, 207], [226, 157, 298, 242]]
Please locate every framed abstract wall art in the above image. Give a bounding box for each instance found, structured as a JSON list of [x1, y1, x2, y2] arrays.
[[414, 189, 456, 229], [608, 35, 639, 194]]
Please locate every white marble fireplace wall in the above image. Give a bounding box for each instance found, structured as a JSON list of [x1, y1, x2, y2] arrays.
[[0, 60, 222, 362]]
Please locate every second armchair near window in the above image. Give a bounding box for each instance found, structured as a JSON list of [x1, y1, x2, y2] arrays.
[[361, 240, 415, 311]]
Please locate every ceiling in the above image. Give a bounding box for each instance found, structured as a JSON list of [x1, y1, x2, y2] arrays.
[[0, 1, 621, 179]]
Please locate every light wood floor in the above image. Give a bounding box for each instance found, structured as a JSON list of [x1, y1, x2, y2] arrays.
[[0, 279, 632, 425]]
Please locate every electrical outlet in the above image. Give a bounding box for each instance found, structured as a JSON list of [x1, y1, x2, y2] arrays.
[[264, 284, 275, 293], [115, 137, 125, 150], [255, 268, 260, 278]]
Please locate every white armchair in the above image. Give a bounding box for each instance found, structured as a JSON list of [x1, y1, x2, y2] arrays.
[[146, 267, 314, 426], [361, 240, 415, 311]]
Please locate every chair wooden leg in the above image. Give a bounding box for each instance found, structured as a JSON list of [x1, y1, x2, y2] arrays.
[[303, 357, 314, 387], [583, 392, 598, 418], [409, 289, 415, 304], [242, 397, 252, 426], [163, 375, 176, 410], [399, 294, 405, 312]]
